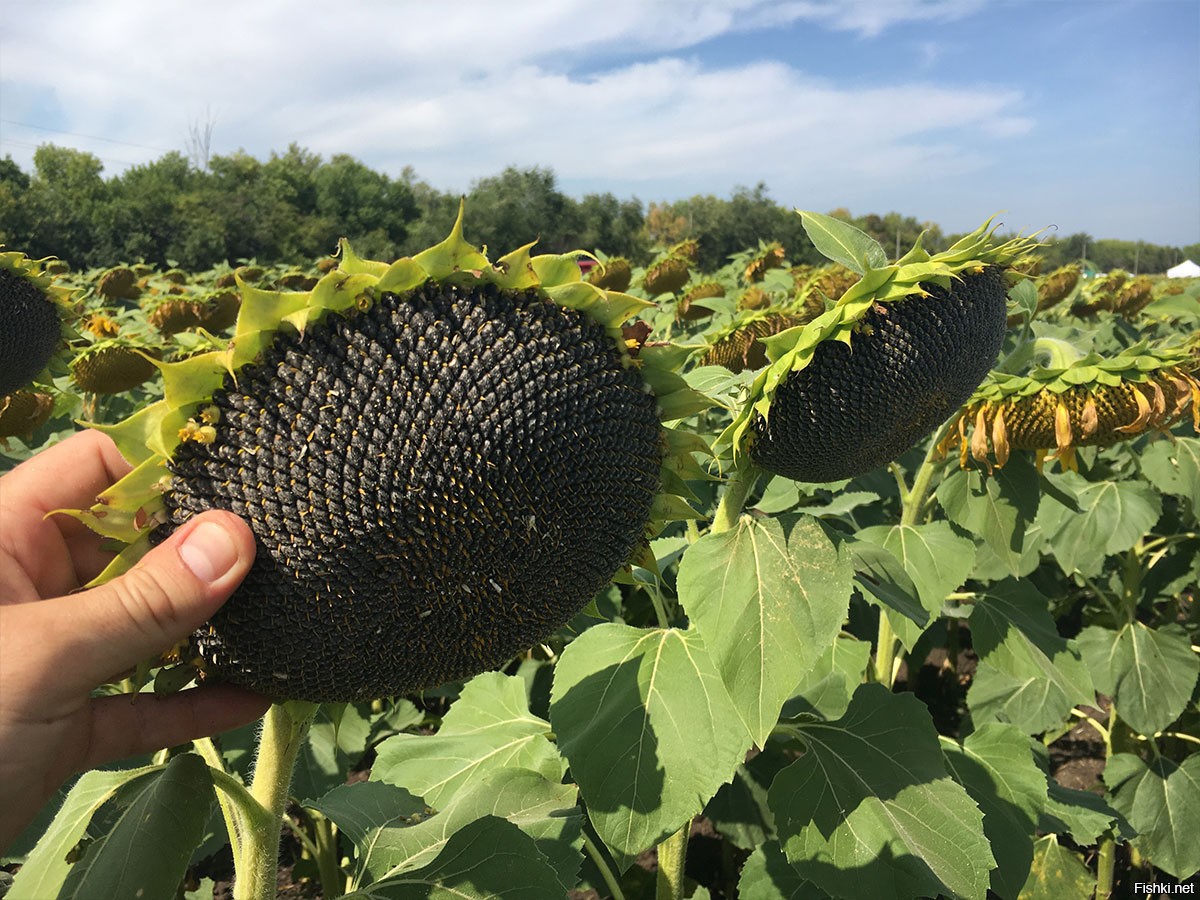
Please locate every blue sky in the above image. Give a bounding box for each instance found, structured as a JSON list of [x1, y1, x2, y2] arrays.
[[1, 0, 1197, 245]]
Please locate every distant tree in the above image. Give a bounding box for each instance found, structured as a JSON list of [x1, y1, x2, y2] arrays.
[[19, 145, 108, 263], [464, 166, 575, 254], [92, 151, 195, 265], [314, 154, 418, 259], [571, 193, 648, 261]]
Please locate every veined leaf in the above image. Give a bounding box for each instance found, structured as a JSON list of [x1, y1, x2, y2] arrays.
[[1140, 436, 1200, 505], [798, 211, 888, 275], [1017, 835, 1095, 900], [1076, 622, 1199, 737], [549, 623, 751, 865], [1104, 753, 1200, 880], [856, 521, 976, 619], [8, 765, 163, 900], [316, 768, 580, 892], [940, 724, 1048, 900], [340, 815, 564, 899], [371, 672, 563, 808], [967, 581, 1094, 734], [770, 684, 995, 900], [57, 755, 213, 900], [738, 840, 828, 899], [937, 458, 1041, 578], [677, 514, 850, 745], [1037, 471, 1161, 578]]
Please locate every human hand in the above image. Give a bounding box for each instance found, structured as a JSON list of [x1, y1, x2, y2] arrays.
[[0, 429, 270, 850]]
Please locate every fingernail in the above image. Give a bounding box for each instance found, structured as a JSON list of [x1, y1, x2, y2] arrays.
[[179, 520, 239, 583]]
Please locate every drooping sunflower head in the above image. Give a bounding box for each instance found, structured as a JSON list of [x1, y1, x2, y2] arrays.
[[68, 203, 702, 703], [720, 213, 1040, 483], [0, 249, 78, 397], [943, 342, 1199, 471]]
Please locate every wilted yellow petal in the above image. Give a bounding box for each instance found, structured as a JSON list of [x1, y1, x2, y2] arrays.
[[991, 405, 1010, 468], [1080, 395, 1099, 439], [971, 406, 990, 462], [1054, 400, 1073, 450], [1059, 445, 1078, 472], [1115, 384, 1152, 434], [1034, 447, 1047, 473], [1147, 379, 1167, 423]]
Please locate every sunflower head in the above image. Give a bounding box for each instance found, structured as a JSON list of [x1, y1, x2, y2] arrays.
[[66, 202, 704, 702], [943, 342, 1199, 471]]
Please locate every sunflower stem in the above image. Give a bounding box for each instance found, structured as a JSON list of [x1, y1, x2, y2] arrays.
[[655, 821, 690, 900], [874, 423, 952, 687], [234, 701, 319, 900], [711, 463, 760, 535]]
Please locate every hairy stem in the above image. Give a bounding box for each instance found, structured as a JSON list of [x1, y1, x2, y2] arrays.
[[234, 701, 319, 900], [655, 822, 689, 900], [710, 463, 760, 536]]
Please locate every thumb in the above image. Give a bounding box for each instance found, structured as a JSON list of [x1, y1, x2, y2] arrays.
[[48, 511, 256, 695]]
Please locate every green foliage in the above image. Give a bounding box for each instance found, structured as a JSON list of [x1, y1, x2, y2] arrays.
[[6, 209, 1199, 898]]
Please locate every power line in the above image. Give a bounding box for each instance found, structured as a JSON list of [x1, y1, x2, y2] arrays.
[[0, 135, 147, 170], [0, 118, 174, 154]]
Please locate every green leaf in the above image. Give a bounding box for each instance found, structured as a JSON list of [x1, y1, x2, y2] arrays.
[[315, 768, 580, 891], [58, 754, 214, 900], [1006, 278, 1038, 324], [1017, 835, 1095, 900], [343, 815, 565, 899], [704, 747, 790, 852], [7, 765, 161, 900], [1039, 780, 1126, 845], [549, 623, 751, 865], [1140, 436, 1200, 505], [785, 635, 872, 722], [677, 515, 851, 744], [967, 581, 1094, 734], [371, 672, 563, 808], [738, 840, 829, 899], [292, 702, 374, 803], [937, 458, 1041, 578], [1037, 472, 1162, 577], [940, 724, 1048, 900], [770, 684, 995, 900], [798, 211, 888, 274], [1076, 623, 1199, 736], [849, 538, 928, 650], [857, 521, 976, 619], [1104, 753, 1200, 880]]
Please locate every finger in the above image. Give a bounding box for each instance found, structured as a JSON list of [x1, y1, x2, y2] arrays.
[[0, 430, 134, 596], [10, 510, 256, 708], [1, 428, 132, 529], [78, 685, 271, 773]]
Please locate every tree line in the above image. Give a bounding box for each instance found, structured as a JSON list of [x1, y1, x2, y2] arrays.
[[1, 143, 1196, 275]]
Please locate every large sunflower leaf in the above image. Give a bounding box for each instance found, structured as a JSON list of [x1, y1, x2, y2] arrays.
[[940, 724, 1048, 900], [1140, 436, 1200, 505], [677, 514, 850, 745], [1076, 623, 1199, 737], [1037, 472, 1162, 578], [769, 684, 994, 900], [966, 581, 1094, 735], [937, 457, 1041, 578], [549, 623, 751, 866], [1104, 753, 1200, 880], [340, 815, 565, 900], [1017, 835, 1095, 900], [370, 672, 563, 809]]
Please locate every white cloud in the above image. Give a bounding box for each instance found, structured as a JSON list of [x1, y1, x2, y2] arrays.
[[0, 0, 1033, 230]]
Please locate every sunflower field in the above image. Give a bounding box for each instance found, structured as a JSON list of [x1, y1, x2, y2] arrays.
[[1, 209, 1198, 900]]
